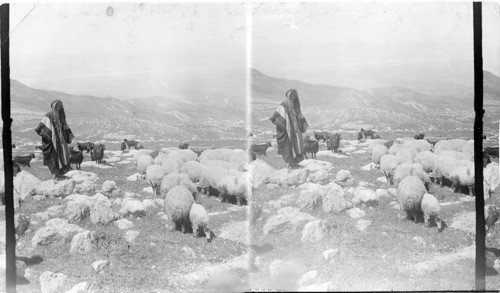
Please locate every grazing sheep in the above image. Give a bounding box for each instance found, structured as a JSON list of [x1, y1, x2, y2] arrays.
[[189, 202, 212, 242], [314, 131, 330, 142], [120, 142, 127, 152], [161, 160, 181, 175], [146, 164, 167, 195], [436, 150, 473, 162], [137, 154, 154, 177], [164, 185, 195, 234], [449, 160, 475, 196], [77, 141, 94, 153], [368, 139, 389, 152], [414, 151, 440, 182], [250, 142, 272, 159], [414, 133, 425, 140], [180, 161, 207, 183], [199, 148, 244, 164], [396, 176, 427, 223], [303, 136, 319, 159], [160, 173, 197, 198], [216, 172, 249, 206], [433, 138, 468, 153], [327, 133, 342, 153], [178, 143, 189, 149], [434, 156, 457, 187], [199, 166, 229, 197], [204, 160, 242, 172], [91, 144, 105, 164], [462, 141, 474, 154], [13, 154, 35, 168], [393, 163, 431, 190], [165, 149, 198, 166], [371, 144, 389, 166], [420, 193, 443, 232], [388, 143, 405, 156], [380, 154, 399, 185], [69, 148, 84, 170], [395, 149, 417, 165], [400, 139, 432, 153], [486, 205, 499, 231]]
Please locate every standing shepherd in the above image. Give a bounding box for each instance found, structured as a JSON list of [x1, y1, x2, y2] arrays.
[[269, 89, 309, 171], [35, 100, 74, 181]]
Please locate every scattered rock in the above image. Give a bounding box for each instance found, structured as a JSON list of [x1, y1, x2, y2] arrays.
[[126, 173, 141, 182], [119, 198, 146, 217], [218, 221, 248, 244], [352, 187, 378, 206], [296, 190, 322, 211], [124, 230, 140, 242], [413, 236, 426, 247], [154, 198, 164, 207], [297, 270, 318, 287], [64, 281, 88, 293], [346, 208, 365, 219], [450, 211, 475, 234], [46, 205, 65, 218], [301, 220, 327, 243], [335, 170, 351, 183], [64, 202, 90, 221], [182, 246, 196, 258], [376, 177, 388, 184], [65, 170, 99, 183], [375, 189, 389, 199], [115, 219, 134, 230], [269, 259, 304, 283], [113, 198, 122, 206], [387, 188, 397, 197], [356, 219, 371, 232], [142, 199, 156, 211], [267, 168, 309, 186], [14, 171, 41, 201], [69, 230, 96, 254], [249, 159, 276, 188], [73, 180, 95, 195], [90, 204, 119, 225], [322, 185, 351, 214], [143, 187, 154, 194], [266, 183, 279, 190], [35, 179, 76, 198], [101, 180, 117, 193], [92, 260, 109, 273], [322, 248, 339, 262], [32, 218, 85, 247], [39, 271, 67, 293], [307, 169, 330, 184], [360, 162, 376, 171], [14, 214, 30, 237], [263, 207, 316, 235]]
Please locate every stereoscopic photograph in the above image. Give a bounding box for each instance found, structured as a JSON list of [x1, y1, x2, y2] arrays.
[[0, 1, 499, 292]]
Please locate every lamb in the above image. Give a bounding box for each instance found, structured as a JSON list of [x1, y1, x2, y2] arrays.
[[249, 142, 272, 159], [137, 154, 154, 177], [69, 148, 84, 170], [393, 163, 431, 190], [164, 185, 195, 234], [327, 133, 342, 153], [160, 173, 198, 198], [178, 142, 189, 149], [77, 142, 94, 153], [371, 144, 388, 166], [380, 154, 399, 185], [13, 154, 35, 168], [303, 136, 319, 159], [216, 172, 249, 206], [146, 164, 167, 195], [396, 175, 427, 223], [189, 202, 212, 242], [90, 144, 105, 164], [420, 193, 443, 232]]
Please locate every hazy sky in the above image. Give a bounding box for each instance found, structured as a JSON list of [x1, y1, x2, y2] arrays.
[[9, 2, 500, 98]]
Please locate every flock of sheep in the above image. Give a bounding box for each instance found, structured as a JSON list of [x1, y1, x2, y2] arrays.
[[368, 136, 499, 232], [134, 146, 250, 242]]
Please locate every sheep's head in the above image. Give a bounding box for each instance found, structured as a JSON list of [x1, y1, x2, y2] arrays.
[[204, 227, 212, 243], [30, 153, 35, 158], [436, 217, 443, 232]]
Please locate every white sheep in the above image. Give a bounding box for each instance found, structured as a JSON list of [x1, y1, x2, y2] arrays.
[[414, 151, 440, 173], [146, 164, 167, 195], [137, 154, 154, 177], [164, 185, 195, 234], [449, 160, 475, 196], [420, 193, 443, 232], [189, 202, 212, 242], [161, 160, 181, 175], [393, 163, 431, 190], [165, 149, 198, 166], [368, 139, 389, 152], [133, 149, 154, 163], [204, 160, 242, 172], [395, 148, 417, 165], [371, 144, 389, 166], [433, 138, 468, 153], [396, 175, 427, 223], [434, 156, 457, 187], [199, 166, 229, 197], [160, 173, 198, 198], [436, 150, 473, 162], [461, 140, 474, 154], [484, 162, 499, 199], [380, 154, 399, 185], [154, 153, 169, 165], [199, 148, 246, 164], [400, 139, 432, 153], [180, 161, 207, 182], [388, 143, 405, 155], [216, 171, 249, 206]]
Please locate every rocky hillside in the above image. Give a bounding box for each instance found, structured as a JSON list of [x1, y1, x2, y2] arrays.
[[251, 68, 499, 137]]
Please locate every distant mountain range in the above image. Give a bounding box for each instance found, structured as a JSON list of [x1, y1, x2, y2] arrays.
[[251, 68, 499, 136], [3, 68, 499, 146]]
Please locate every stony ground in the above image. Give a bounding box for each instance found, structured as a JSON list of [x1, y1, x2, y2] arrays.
[[1, 134, 499, 292]]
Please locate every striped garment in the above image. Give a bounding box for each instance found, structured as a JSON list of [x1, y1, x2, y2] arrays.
[[34, 112, 74, 171], [269, 99, 308, 164]]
